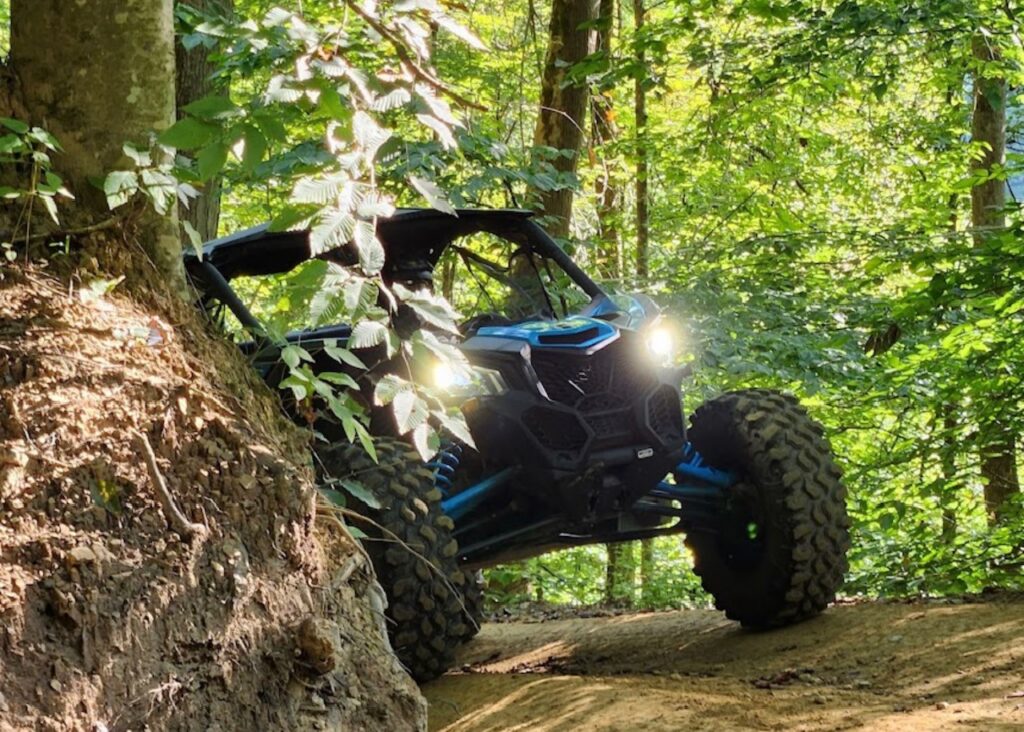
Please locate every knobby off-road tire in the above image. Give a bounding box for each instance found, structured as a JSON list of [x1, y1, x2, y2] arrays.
[[685, 389, 850, 628], [317, 438, 477, 682]]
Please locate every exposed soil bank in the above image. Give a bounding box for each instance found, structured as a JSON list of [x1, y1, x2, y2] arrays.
[[0, 265, 424, 731], [425, 598, 1024, 731]]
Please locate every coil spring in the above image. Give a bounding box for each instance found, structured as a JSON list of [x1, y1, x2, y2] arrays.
[[428, 442, 463, 496]]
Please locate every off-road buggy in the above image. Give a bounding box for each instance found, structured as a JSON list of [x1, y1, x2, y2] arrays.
[[185, 208, 850, 682]]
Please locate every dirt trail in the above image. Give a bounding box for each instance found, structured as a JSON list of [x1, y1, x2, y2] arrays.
[[424, 598, 1024, 731]]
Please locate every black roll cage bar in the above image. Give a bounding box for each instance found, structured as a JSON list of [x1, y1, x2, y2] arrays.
[[184, 209, 606, 342]]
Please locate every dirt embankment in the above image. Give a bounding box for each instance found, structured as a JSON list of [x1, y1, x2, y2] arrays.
[[425, 598, 1024, 731], [0, 263, 424, 731]]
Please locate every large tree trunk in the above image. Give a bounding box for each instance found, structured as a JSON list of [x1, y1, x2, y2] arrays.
[[10, 0, 184, 290], [591, 0, 622, 279], [531, 0, 597, 238], [633, 0, 649, 279], [176, 0, 233, 243], [970, 34, 1020, 523]]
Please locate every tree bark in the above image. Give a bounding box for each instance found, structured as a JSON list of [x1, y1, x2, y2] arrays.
[[604, 541, 635, 605], [591, 0, 621, 279], [531, 0, 597, 239], [176, 0, 233, 243], [10, 0, 184, 290], [970, 34, 1020, 523], [639, 537, 655, 606], [633, 0, 649, 279]]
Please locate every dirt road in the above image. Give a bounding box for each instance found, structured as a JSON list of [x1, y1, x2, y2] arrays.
[[423, 598, 1024, 731]]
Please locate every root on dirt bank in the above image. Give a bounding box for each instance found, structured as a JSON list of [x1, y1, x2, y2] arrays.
[[0, 254, 425, 731]]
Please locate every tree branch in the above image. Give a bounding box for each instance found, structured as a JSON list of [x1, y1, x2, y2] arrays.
[[343, 0, 486, 111]]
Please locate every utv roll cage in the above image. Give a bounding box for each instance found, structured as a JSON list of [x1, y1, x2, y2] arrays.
[[183, 208, 604, 336]]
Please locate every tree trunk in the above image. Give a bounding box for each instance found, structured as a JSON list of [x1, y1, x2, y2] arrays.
[[176, 0, 233, 243], [531, 0, 597, 238], [939, 402, 959, 542], [591, 0, 621, 279], [633, 0, 649, 279], [10, 0, 184, 290], [639, 537, 655, 606], [604, 541, 635, 605], [970, 34, 1020, 523]]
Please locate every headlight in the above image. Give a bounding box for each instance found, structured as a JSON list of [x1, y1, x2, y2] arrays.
[[643, 325, 675, 362], [646, 325, 676, 359], [433, 362, 507, 396], [433, 362, 458, 389]]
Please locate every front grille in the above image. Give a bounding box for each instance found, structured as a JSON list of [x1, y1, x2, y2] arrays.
[[523, 407, 589, 451], [531, 342, 656, 409], [531, 351, 613, 405], [527, 341, 676, 452]]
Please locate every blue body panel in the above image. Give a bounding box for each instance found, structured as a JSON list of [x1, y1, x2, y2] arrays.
[[477, 316, 618, 349]]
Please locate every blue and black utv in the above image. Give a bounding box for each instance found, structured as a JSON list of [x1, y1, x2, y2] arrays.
[[185, 209, 850, 682]]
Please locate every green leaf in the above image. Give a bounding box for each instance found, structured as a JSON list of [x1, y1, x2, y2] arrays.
[[90, 478, 123, 515], [354, 219, 385, 274], [255, 111, 288, 142], [373, 374, 408, 406], [181, 220, 203, 258], [279, 374, 310, 401], [433, 15, 487, 51], [393, 389, 428, 434], [281, 344, 313, 369], [27, 127, 62, 151], [309, 210, 355, 255], [416, 113, 457, 149], [409, 175, 456, 215], [268, 205, 316, 232], [350, 320, 387, 349], [0, 117, 29, 134], [40, 195, 60, 225], [335, 478, 381, 509], [319, 371, 360, 389], [436, 410, 476, 448], [158, 117, 218, 150], [123, 143, 152, 168], [411, 423, 433, 462], [323, 340, 367, 369], [353, 422, 377, 463], [104, 171, 139, 210], [319, 487, 347, 508], [197, 142, 229, 181], [183, 95, 238, 120], [241, 127, 268, 173], [393, 283, 461, 334]]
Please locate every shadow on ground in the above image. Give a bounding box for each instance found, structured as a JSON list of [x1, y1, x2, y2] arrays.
[[424, 598, 1024, 731]]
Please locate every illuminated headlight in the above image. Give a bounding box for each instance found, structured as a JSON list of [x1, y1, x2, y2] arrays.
[[646, 326, 675, 359], [433, 362, 459, 390], [433, 363, 506, 396]]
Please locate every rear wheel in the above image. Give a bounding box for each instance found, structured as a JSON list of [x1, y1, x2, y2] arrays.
[[684, 389, 849, 628], [317, 438, 475, 682]]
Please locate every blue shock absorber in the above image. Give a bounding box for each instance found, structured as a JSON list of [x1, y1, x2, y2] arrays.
[[428, 443, 463, 497]]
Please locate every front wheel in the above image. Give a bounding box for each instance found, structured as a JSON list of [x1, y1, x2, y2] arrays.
[[684, 389, 850, 628], [317, 439, 476, 682]]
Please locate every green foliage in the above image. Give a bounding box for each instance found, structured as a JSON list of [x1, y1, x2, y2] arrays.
[[0, 118, 74, 259]]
